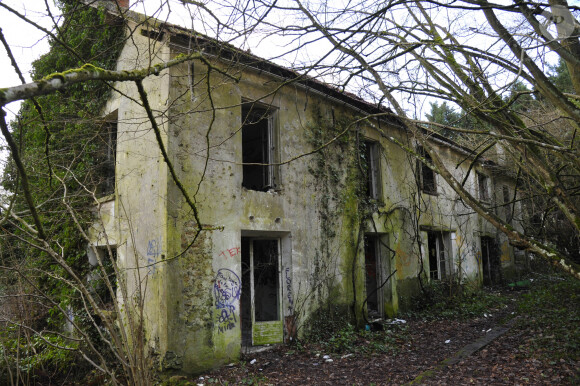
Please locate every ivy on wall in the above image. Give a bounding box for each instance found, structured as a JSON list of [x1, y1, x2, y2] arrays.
[[1, 0, 125, 338]]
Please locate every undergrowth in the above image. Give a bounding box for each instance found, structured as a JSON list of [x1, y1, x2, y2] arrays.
[[402, 279, 510, 320], [303, 307, 409, 356], [515, 274, 580, 363]]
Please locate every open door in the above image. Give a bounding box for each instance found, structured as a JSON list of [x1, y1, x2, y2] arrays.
[[365, 235, 382, 318], [428, 231, 451, 280], [241, 238, 283, 346], [481, 236, 501, 285]]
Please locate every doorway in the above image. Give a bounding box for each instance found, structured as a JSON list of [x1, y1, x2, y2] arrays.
[[481, 236, 501, 285], [428, 231, 451, 280], [364, 234, 390, 319], [241, 237, 283, 346]]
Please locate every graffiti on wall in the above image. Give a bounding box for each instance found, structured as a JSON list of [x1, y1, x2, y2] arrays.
[[218, 246, 241, 259], [146, 237, 162, 275], [214, 268, 241, 333]]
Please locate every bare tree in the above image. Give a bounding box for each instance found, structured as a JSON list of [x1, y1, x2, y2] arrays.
[[203, 0, 580, 277], [1, 0, 579, 382]]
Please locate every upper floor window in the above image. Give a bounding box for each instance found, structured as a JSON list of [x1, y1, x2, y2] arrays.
[[96, 111, 117, 197], [502, 185, 512, 223], [477, 172, 490, 202], [361, 140, 382, 200], [242, 102, 279, 191], [417, 146, 437, 194]]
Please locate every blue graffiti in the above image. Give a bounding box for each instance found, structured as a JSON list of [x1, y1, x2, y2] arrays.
[[146, 237, 162, 275], [214, 269, 241, 308], [214, 269, 241, 333]]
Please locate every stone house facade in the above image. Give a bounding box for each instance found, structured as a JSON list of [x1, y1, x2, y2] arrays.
[[88, 4, 524, 374]]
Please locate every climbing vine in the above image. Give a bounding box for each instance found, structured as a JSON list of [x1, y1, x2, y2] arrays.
[[302, 104, 380, 333], [0, 1, 126, 382]]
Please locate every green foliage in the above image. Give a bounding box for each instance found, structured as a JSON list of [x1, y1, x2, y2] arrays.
[[325, 323, 357, 352], [2, 0, 124, 299], [0, 327, 81, 384], [425, 100, 491, 141], [506, 81, 538, 113], [314, 322, 408, 355], [516, 275, 580, 362], [304, 304, 352, 343], [548, 58, 574, 95], [304, 305, 407, 355], [0, 1, 125, 382], [426, 101, 462, 128], [403, 280, 509, 320]]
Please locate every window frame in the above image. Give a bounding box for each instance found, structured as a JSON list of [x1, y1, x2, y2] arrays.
[[427, 231, 452, 280], [417, 146, 437, 195], [241, 101, 279, 192], [96, 110, 118, 198], [477, 172, 490, 202], [502, 185, 512, 224], [362, 140, 382, 201]]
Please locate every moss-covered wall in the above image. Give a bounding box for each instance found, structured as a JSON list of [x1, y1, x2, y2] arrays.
[[89, 23, 523, 375]]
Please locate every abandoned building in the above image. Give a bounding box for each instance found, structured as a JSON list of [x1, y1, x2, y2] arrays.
[[87, 2, 525, 374]]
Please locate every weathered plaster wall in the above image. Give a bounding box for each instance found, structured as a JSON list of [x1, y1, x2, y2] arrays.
[[91, 27, 523, 374]]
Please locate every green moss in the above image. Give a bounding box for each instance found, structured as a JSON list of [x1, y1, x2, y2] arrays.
[[0, 0, 126, 378], [304, 105, 383, 327]]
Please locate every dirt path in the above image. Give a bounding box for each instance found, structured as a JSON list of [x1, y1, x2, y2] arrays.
[[194, 291, 578, 385]]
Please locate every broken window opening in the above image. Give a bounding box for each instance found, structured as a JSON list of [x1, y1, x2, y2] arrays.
[[502, 185, 512, 224], [427, 231, 451, 280], [96, 111, 117, 197], [241, 237, 283, 347], [418, 146, 437, 194], [361, 141, 382, 200], [477, 172, 490, 202], [242, 103, 278, 192]]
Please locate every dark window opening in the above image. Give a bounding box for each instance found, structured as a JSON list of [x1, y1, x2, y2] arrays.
[[242, 103, 277, 191], [140, 29, 164, 41], [428, 231, 449, 280], [502, 185, 512, 223], [478, 173, 490, 202], [95, 112, 117, 197], [481, 236, 501, 285], [418, 146, 436, 194], [361, 141, 382, 200]]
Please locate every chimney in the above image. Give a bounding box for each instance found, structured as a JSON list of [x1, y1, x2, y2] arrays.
[[115, 0, 129, 7]]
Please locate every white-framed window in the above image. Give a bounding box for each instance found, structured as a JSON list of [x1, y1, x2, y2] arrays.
[[362, 140, 382, 200], [427, 231, 452, 280], [242, 102, 279, 191]]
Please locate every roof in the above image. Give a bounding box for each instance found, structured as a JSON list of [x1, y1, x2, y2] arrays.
[[91, 0, 500, 169]]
